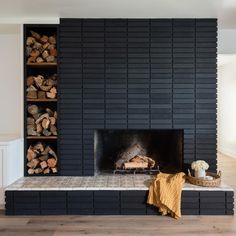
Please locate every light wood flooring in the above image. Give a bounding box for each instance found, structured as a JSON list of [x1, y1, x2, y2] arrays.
[[0, 153, 235, 236]]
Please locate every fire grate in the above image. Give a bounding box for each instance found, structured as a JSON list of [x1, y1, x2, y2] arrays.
[[113, 165, 160, 175]]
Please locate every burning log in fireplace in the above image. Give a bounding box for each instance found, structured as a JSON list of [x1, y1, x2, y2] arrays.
[[27, 142, 58, 175], [123, 155, 155, 169], [115, 143, 156, 170]]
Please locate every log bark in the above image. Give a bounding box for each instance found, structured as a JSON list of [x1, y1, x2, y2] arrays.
[[34, 75, 44, 87], [42, 129, 51, 136], [40, 35, 48, 43], [39, 154, 49, 162], [27, 146, 37, 161], [50, 124, 57, 135], [46, 78, 57, 86], [34, 168, 43, 174], [35, 113, 49, 124], [54, 111, 57, 119], [27, 117, 35, 125], [26, 37, 36, 46], [122, 155, 156, 170], [28, 105, 39, 115], [27, 124, 38, 136], [50, 47, 57, 57], [46, 55, 55, 62], [43, 168, 50, 174], [38, 91, 46, 99], [48, 146, 57, 158], [124, 162, 148, 169], [30, 31, 41, 40], [42, 118, 50, 129], [27, 56, 37, 63], [34, 142, 44, 152], [30, 50, 40, 58], [27, 158, 40, 169], [43, 42, 50, 49], [46, 108, 54, 116], [27, 91, 37, 99], [49, 117, 56, 125], [48, 36, 56, 44], [115, 144, 146, 169], [40, 85, 52, 92], [33, 42, 42, 50], [36, 123, 43, 133], [26, 76, 35, 86]]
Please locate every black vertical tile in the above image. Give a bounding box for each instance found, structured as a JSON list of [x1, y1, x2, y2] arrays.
[[59, 18, 218, 175]]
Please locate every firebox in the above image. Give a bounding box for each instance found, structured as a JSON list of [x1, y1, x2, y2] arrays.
[[94, 129, 183, 175]]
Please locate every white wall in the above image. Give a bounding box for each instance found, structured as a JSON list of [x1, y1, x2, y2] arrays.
[[218, 55, 236, 158], [218, 30, 236, 54], [0, 25, 22, 137]]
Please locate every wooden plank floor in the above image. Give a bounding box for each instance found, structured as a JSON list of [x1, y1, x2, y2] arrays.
[[0, 153, 235, 236]]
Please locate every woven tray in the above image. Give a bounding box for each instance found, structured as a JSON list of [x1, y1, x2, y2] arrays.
[[187, 170, 221, 187]]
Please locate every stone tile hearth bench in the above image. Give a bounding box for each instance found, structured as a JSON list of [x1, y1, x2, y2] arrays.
[[5, 176, 234, 216]]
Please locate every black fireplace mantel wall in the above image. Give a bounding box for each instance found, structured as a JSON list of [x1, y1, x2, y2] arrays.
[[59, 18, 217, 176]]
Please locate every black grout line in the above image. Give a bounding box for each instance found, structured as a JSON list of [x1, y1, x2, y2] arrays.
[[81, 20, 84, 176], [194, 19, 197, 162], [171, 19, 174, 130], [126, 20, 128, 129], [149, 20, 151, 129]]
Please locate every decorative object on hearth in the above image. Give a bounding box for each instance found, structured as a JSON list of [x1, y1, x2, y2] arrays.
[[27, 105, 57, 136], [191, 160, 209, 178], [26, 30, 57, 63], [187, 170, 221, 187], [26, 74, 57, 99], [147, 172, 186, 219], [27, 142, 58, 175]]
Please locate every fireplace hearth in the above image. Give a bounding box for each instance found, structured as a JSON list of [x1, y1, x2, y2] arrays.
[[94, 129, 183, 175]]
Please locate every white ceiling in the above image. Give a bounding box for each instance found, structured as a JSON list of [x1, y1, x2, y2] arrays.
[[0, 0, 236, 29]]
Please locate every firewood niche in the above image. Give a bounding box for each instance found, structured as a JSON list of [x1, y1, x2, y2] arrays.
[[26, 74, 57, 100], [27, 104, 57, 137], [26, 30, 57, 64], [27, 142, 58, 175], [24, 24, 58, 176]]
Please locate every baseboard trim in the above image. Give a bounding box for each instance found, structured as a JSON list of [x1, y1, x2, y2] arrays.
[[218, 147, 236, 159]]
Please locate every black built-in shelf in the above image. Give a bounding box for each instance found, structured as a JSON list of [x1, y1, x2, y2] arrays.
[[24, 24, 59, 176]]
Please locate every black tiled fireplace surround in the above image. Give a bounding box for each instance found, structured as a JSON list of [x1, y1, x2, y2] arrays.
[[59, 18, 217, 176]]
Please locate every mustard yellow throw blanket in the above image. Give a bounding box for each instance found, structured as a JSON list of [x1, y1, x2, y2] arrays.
[[147, 172, 186, 219]]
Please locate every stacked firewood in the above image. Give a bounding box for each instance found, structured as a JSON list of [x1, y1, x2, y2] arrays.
[[115, 143, 156, 170], [26, 74, 57, 99], [27, 105, 57, 136], [26, 30, 57, 63], [27, 142, 58, 174], [123, 155, 155, 169]]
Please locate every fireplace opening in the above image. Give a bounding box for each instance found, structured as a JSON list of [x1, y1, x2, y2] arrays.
[[94, 129, 183, 175]]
